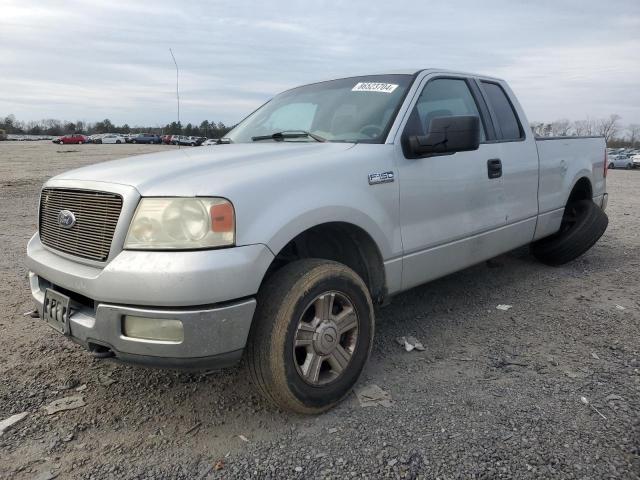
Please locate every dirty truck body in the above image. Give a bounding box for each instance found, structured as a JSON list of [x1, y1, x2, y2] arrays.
[[27, 69, 608, 413]]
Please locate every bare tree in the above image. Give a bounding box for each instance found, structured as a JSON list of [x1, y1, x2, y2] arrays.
[[574, 118, 595, 136], [597, 114, 621, 143], [530, 122, 544, 136], [550, 119, 572, 136], [628, 124, 640, 147], [530, 122, 554, 137]]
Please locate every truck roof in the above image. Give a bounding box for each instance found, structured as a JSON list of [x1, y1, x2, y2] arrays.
[[293, 69, 504, 90]]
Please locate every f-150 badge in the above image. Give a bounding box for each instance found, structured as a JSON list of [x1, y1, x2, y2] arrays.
[[368, 171, 395, 185]]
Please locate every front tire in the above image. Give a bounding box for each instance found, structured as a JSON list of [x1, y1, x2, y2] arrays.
[[531, 199, 608, 266], [246, 259, 374, 414], [609, 163, 615, 169]]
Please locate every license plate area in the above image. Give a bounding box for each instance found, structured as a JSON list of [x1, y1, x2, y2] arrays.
[[43, 288, 71, 335]]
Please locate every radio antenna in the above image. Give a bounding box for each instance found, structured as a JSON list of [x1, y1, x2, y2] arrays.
[[169, 48, 180, 147]]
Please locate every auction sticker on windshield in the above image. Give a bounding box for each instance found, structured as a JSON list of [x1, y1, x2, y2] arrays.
[[352, 82, 399, 93]]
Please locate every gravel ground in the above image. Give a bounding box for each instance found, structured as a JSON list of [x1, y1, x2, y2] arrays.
[[0, 142, 638, 479]]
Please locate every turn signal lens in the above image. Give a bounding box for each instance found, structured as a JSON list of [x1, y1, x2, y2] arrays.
[[211, 202, 234, 233]]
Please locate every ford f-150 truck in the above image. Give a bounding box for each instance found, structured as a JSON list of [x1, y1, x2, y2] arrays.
[[27, 69, 609, 413]]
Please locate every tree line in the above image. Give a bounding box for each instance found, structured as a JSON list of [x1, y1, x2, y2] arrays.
[[3, 112, 640, 147], [0, 114, 233, 139], [530, 114, 640, 147]]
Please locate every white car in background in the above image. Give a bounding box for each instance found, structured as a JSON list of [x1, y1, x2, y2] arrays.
[[202, 138, 219, 146], [101, 134, 126, 144]]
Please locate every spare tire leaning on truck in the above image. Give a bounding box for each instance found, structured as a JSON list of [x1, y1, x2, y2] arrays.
[[531, 199, 608, 266]]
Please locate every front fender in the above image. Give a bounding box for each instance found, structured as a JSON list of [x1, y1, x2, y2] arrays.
[[256, 205, 394, 260]]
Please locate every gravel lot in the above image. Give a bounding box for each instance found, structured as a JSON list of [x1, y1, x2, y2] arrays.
[[0, 142, 638, 479]]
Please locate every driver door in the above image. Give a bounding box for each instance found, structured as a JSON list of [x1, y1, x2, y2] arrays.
[[395, 76, 507, 290]]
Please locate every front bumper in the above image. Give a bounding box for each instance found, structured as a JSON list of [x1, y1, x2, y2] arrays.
[[27, 234, 274, 368], [27, 234, 274, 306], [30, 272, 256, 368]]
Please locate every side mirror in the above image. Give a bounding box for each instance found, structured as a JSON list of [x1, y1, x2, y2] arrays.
[[408, 115, 480, 157]]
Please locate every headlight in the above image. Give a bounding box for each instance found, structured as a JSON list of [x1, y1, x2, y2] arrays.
[[124, 197, 235, 249]]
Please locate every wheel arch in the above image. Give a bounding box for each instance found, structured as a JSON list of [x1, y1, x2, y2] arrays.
[[566, 176, 593, 206], [261, 221, 387, 303]]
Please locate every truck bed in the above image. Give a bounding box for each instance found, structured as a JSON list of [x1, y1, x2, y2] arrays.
[[535, 136, 606, 212]]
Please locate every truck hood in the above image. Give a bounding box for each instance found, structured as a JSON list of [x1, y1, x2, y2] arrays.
[[51, 142, 355, 196]]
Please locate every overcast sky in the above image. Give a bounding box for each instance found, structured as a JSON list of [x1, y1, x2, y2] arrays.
[[1, 0, 639, 128]]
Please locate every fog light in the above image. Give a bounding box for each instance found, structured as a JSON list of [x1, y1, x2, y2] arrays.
[[123, 316, 184, 342]]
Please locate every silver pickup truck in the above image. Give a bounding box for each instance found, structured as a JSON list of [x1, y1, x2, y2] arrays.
[[27, 69, 609, 413]]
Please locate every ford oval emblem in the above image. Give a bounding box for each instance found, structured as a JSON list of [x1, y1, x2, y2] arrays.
[[58, 209, 76, 229]]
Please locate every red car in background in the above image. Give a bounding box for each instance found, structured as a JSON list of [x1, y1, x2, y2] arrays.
[[53, 134, 89, 145]]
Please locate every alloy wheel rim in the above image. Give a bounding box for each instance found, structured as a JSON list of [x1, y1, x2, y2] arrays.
[[293, 291, 359, 386]]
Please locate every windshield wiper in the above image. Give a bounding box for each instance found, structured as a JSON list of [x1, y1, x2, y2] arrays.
[[251, 130, 326, 142]]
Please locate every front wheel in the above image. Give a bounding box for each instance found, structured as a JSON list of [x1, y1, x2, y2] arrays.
[[246, 259, 374, 414], [609, 163, 615, 169]]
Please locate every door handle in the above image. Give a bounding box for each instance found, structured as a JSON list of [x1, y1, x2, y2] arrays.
[[487, 158, 502, 179]]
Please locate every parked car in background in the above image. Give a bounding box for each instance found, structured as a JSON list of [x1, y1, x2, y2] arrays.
[[53, 134, 88, 145], [132, 133, 162, 144], [174, 135, 201, 146], [89, 134, 105, 144], [101, 134, 127, 144], [162, 134, 174, 145], [202, 138, 219, 146], [632, 154, 640, 169], [609, 154, 634, 169]]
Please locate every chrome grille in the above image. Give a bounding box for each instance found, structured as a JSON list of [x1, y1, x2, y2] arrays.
[[39, 188, 123, 262]]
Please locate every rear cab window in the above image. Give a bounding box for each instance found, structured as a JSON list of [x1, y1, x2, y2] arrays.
[[480, 81, 524, 141]]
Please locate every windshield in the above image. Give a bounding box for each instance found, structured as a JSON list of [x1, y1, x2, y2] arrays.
[[225, 74, 414, 143]]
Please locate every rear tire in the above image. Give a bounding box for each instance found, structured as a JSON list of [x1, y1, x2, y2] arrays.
[[246, 259, 374, 414], [626, 163, 632, 170], [531, 199, 608, 266]]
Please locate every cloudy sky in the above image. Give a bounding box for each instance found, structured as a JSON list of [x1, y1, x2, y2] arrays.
[[1, 0, 639, 127]]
